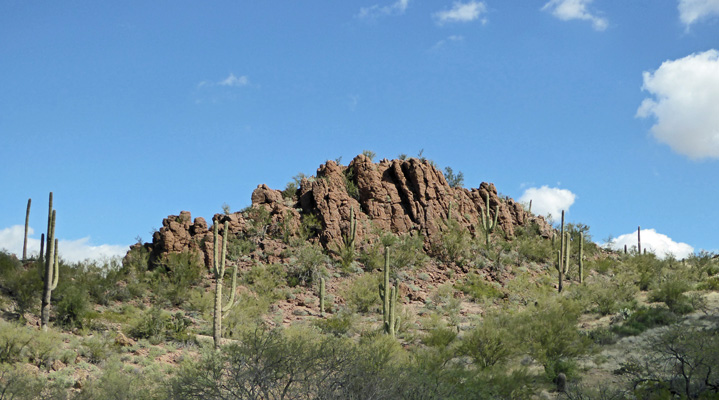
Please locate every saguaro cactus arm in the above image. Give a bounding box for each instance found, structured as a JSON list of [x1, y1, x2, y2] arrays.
[[23, 198, 31, 261], [41, 193, 58, 331], [479, 193, 499, 247]]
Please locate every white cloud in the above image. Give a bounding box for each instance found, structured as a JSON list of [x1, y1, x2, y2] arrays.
[[678, 0, 719, 26], [358, 0, 409, 19], [636, 50, 719, 160], [430, 35, 465, 50], [198, 73, 250, 89], [542, 0, 608, 31], [434, 1, 487, 25], [606, 228, 694, 259], [219, 73, 249, 87], [519, 186, 576, 220], [0, 225, 128, 263]]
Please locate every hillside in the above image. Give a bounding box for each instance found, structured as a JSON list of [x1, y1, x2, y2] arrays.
[[1, 154, 718, 400]]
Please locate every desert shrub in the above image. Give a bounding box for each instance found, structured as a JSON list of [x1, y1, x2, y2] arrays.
[[81, 336, 112, 364], [299, 213, 322, 240], [244, 205, 272, 239], [0, 364, 65, 400], [343, 166, 360, 200], [393, 233, 428, 269], [342, 273, 381, 313], [623, 253, 665, 291], [286, 244, 329, 287], [54, 284, 90, 329], [698, 275, 719, 291], [517, 234, 554, 263], [460, 313, 517, 369], [151, 251, 205, 306], [74, 359, 166, 400], [129, 307, 191, 345], [243, 263, 286, 300], [0, 321, 32, 363], [611, 306, 678, 337], [223, 292, 273, 336], [577, 278, 637, 315], [649, 276, 693, 314], [587, 327, 618, 345], [455, 273, 504, 302], [621, 325, 719, 399], [422, 325, 458, 349], [443, 166, 464, 188], [433, 219, 471, 264], [518, 297, 590, 379], [313, 310, 355, 337]]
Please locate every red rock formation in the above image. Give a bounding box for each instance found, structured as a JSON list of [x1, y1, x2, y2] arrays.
[[143, 154, 552, 268]]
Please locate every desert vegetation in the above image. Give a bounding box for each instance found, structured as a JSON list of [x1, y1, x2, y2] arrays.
[[1, 156, 717, 399]]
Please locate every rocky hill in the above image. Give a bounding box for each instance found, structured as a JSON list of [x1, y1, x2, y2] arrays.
[[139, 154, 552, 267]]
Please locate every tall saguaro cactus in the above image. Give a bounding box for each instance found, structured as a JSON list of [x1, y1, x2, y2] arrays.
[[41, 193, 59, 331], [479, 193, 499, 248], [558, 210, 565, 275], [556, 249, 564, 293], [378, 246, 399, 337], [23, 198, 31, 261], [578, 232, 584, 284], [637, 226, 641, 255], [212, 218, 238, 349], [563, 231, 571, 275], [319, 278, 326, 316]]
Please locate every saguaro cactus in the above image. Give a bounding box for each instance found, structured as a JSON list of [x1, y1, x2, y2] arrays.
[[579, 232, 584, 284], [344, 207, 357, 250], [23, 198, 31, 261], [378, 246, 399, 337], [564, 231, 571, 275], [319, 278, 326, 316], [479, 193, 499, 248], [212, 218, 238, 349], [556, 249, 563, 293], [41, 193, 59, 331], [637, 226, 641, 255]]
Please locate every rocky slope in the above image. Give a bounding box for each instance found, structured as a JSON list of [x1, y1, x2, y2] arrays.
[[137, 154, 552, 267]]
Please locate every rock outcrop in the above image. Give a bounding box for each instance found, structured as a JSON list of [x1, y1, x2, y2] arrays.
[[142, 154, 552, 268]]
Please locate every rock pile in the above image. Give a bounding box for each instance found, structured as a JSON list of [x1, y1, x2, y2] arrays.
[[136, 154, 552, 268]]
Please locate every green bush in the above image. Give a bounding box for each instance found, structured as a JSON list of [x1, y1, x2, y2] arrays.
[[74, 359, 166, 400], [286, 244, 328, 287], [433, 219, 471, 264], [313, 310, 355, 337], [650, 277, 692, 314], [455, 273, 504, 302], [81, 336, 112, 364], [342, 273, 381, 313], [459, 314, 516, 369], [150, 251, 205, 306], [243, 263, 287, 300], [55, 284, 90, 329], [518, 297, 590, 379], [611, 306, 678, 337], [128, 307, 191, 345]]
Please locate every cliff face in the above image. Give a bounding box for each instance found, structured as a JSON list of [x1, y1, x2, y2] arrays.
[[137, 154, 552, 267]]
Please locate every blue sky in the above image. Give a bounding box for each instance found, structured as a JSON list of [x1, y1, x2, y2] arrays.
[[1, 0, 718, 261]]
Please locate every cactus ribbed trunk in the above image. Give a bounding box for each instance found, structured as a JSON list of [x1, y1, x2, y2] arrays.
[[557, 249, 563, 293], [212, 219, 237, 349], [23, 198, 31, 261], [564, 231, 570, 274], [213, 275, 223, 348], [319, 278, 326, 316], [41, 192, 58, 331], [559, 210, 565, 276], [579, 232, 584, 284]]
